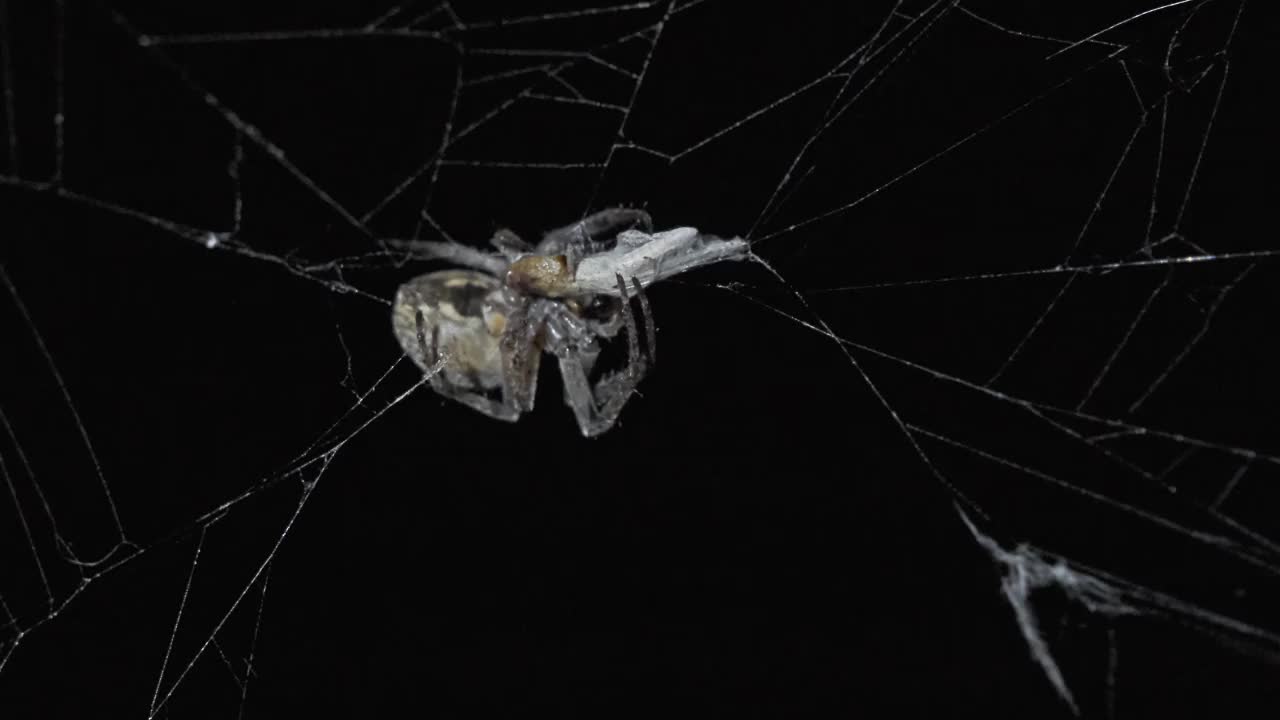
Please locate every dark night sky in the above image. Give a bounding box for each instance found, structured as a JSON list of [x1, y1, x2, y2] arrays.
[[2, 2, 1278, 718]]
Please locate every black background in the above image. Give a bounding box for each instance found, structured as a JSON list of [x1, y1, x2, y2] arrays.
[[2, 1, 1278, 718]]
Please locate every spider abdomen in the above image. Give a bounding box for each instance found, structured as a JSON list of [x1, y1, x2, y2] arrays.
[[392, 270, 507, 391]]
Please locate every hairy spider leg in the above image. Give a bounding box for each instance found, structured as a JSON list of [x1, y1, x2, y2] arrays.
[[538, 207, 654, 269], [489, 227, 534, 259], [554, 274, 655, 437], [629, 276, 655, 364], [498, 296, 551, 413], [557, 356, 605, 437], [614, 273, 646, 382], [386, 238, 507, 276]]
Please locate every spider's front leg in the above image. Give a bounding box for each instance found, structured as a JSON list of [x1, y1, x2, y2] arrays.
[[538, 207, 653, 270], [489, 228, 534, 261], [554, 275, 656, 437]]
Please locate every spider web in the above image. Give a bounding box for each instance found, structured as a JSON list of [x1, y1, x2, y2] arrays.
[[1, 1, 1278, 716]]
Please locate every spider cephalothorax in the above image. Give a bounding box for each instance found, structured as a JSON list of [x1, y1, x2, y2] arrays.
[[391, 208, 746, 437]]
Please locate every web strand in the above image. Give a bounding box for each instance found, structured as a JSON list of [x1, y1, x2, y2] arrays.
[[0, 2, 1274, 715]]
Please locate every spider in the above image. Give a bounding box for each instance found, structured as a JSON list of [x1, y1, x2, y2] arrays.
[[390, 207, 747, 436]]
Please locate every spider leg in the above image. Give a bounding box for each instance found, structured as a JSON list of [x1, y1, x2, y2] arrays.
[[614, 273, 645, 381], [414, 309, 521, 422], [555, 275, 652, 437], [537, 207, 653, 263], [499, 299, 547, 412], [629, 276, 655, 365], [489, 228, 534, 260], [384, 239, 507, 276], [557, 354, 612, 437], [585, 309, 624, 340]]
